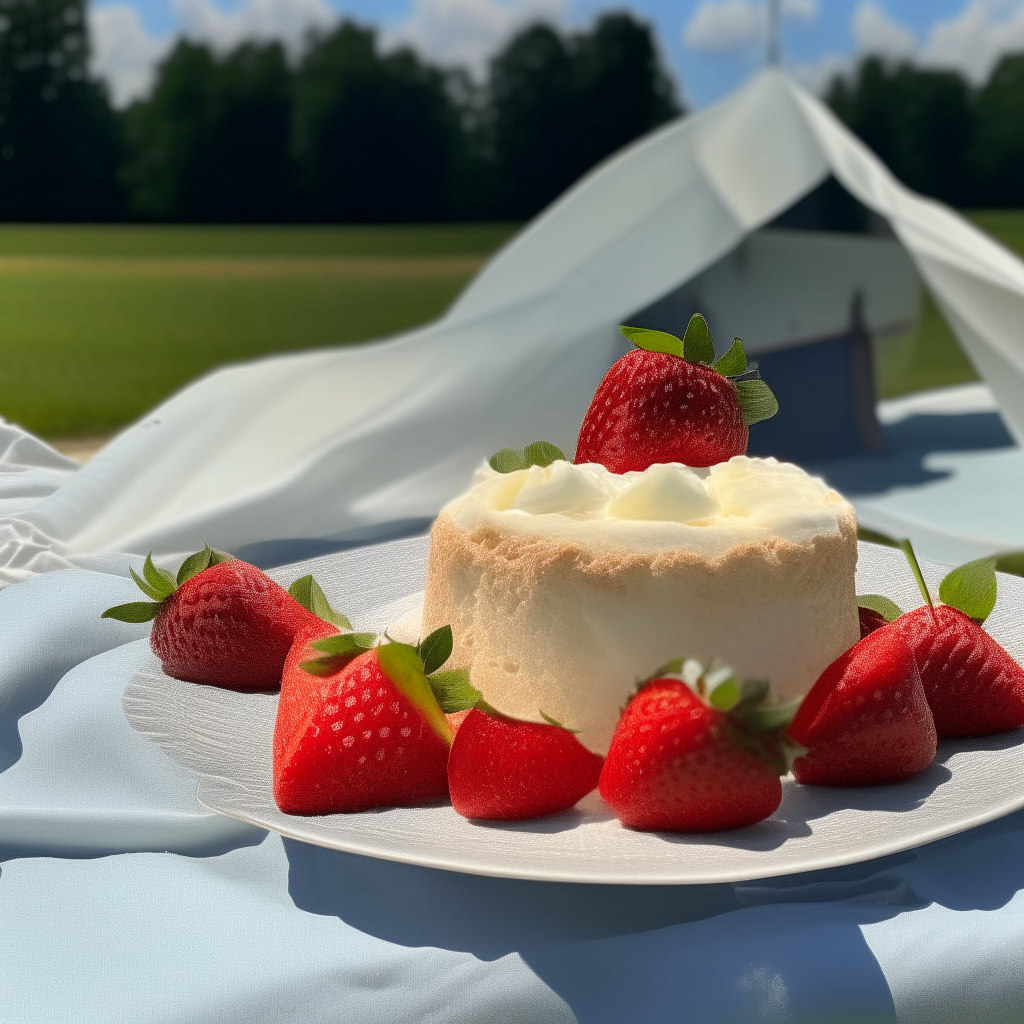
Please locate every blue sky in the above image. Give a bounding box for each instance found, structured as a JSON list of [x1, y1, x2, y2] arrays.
[[88, 0, 1024, 109]]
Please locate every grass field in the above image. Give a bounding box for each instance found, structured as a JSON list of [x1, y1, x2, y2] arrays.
[[0, 224, 518, 439], [1, 213, 1022, 442]]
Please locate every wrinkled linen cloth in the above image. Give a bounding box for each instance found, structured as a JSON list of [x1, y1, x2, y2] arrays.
[[3, 428, 1024, 1023]]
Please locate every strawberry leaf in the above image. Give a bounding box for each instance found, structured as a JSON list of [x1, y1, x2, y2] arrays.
[[143, 553, 177, 596], [427, 668, 482, 713], [310, 632, 377, 656], [288, 574, 354, 630], [130, 565, 171, 602], [735, 379, 779, 426], [101, 601, 162, 623], [523, 441, 565, 468], [709, 676, 740, 710], [939, 557, 998, 624], [176, 543, 232, 586], [489, 448, 528, 473], [488, 441, 567, 474], [417, 625, 453, 676], [647, 657, 686, 680], [713, 338, 747, 377], [899, 539, 935, 612], [619, 325, 684, 357], [735, 697, 802, 734], [682, 313, 716, 365], [857, 594, 903, 622], [539, 710, 581, 734]]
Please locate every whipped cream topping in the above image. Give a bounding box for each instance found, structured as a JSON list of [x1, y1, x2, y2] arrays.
[[446, 456, 850, 558]]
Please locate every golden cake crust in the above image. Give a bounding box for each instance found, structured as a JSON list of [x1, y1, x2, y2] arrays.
[[422, 503, 860, 754]]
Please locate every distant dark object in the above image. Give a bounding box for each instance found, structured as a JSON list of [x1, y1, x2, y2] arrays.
[[0, 0, 124, 220], [747, 296, 885, 462], [827, 55, 1024, 210], [292, 24, 459, 223], [124, 42, 293, 222], [487, 14, 681, 219]]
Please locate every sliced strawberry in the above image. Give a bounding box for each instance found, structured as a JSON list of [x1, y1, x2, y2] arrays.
[[857, 593, 903, 639], [273, 640, 452, 815], [102, 547, 350, 692], [448, 705, 604, 820], [574, 316, 777, 472], [896, 605, 1024, 737], [893, 542, 1024, 737], [787, 626, 937, 786], [599, 662, 795, 832]]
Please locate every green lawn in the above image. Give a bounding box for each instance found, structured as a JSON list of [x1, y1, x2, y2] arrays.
[[875, 210, 1024, 398], [0, 224, 518, 438], [1, 214, 1021, 440]]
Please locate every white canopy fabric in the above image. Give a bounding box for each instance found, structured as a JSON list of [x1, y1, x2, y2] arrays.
[[4, 67, 1024, 580]]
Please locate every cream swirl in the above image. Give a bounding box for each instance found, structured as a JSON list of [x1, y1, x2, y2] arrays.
[[446, 456, 850, 558]]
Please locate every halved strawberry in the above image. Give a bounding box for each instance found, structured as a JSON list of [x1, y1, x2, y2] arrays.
[[893, 542, 1024, 737], [598, 660, 798, 832], [273, 625, 480, 815], [101, 546, 350, 691], [574, 315, 778, 472], [448, 705, 604, 820], [787, 625, 937, 786]]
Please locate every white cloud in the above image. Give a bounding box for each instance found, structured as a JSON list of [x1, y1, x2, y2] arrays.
[[89, 4, 171, 107], [683, 0, 818, 54], [684, 0, 761, 52], [794, 0, 1024, 95], [173, 0, 335, 56], [382, 0, 569, 78], [851, 1, 915, 60], [919, 0, 1024, 84]]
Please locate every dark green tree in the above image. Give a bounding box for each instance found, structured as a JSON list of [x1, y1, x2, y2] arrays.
[[486, 13, 681, 219], [827, 59, 976, 207], [0, 0, 124, 220], [293, 21, 460, 222], [971, 54, 1024, 208], [123, 40, 293, 221]]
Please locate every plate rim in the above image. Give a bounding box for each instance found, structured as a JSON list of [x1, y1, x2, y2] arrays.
[[126, 539, 1024, 886]]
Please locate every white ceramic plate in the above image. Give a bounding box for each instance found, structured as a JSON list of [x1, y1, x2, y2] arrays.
[[123, 537, 1024, 885]]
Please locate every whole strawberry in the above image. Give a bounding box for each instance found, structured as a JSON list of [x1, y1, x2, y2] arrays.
[[102, 547, 349, 692], [788, 626, 936, 786], [890, 542, 1024, 738], [448, 705, 604, 820], [599, 660, 798, 832], [574, 315, 777, 472], [273, 630, 468, 815]]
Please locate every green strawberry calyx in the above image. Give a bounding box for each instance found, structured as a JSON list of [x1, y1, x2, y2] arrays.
[[287, 574, 356, 630], [618, 313, 779, 427], [643, 656, 805, 775], [900, 538, 998, 625], [489, 441, 567, 475], [299, 623, 483, 738], [101, 544, 233, 623], [857, 594, 903, 622]]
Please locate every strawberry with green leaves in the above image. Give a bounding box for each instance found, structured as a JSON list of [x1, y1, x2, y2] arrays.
[[870, 542, 1024, 738], [273, 625, 480, 814], [102, 546, 354, 692], [447, 705, 604, 821], [787, 625, 937, 786], [598, 659, 800, 832], [574, 314, 778, 472]]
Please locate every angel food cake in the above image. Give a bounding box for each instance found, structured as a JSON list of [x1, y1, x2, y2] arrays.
[[421, 456, 860, 755]]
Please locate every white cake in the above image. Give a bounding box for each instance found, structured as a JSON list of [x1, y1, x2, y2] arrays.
[[421, 456, 860, 754]]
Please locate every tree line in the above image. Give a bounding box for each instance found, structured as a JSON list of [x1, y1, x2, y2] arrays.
[[0, 0, 1022, 223], [0, 0, 680, 222]]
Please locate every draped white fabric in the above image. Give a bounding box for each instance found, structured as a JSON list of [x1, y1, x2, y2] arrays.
[[3, 68, 1024, 581]]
